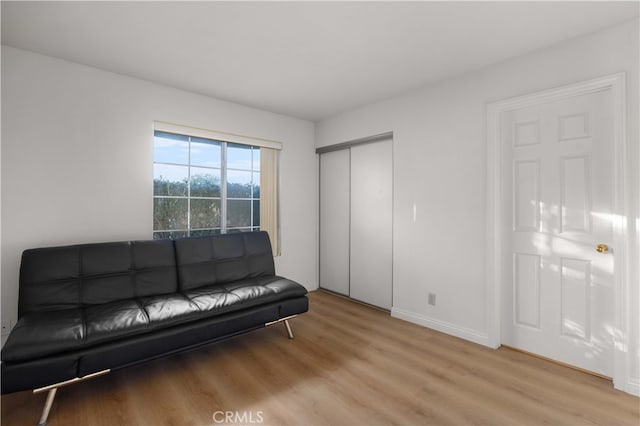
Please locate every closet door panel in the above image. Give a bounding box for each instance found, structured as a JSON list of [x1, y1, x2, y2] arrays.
[[350, 140, 393, 309], [319, 149, 350, 295]]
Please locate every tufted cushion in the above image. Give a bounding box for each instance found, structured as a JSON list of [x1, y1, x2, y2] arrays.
[[84, 300, 149, 345], [1, 309, 85, 361], [2, 276, 306, 362], [175, 232, 275, 290], [18, 239, 178, 316]]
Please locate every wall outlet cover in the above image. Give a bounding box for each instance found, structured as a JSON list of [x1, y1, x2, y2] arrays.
[[428, 293, 436, 306]]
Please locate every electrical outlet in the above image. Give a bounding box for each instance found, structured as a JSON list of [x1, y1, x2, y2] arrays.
[[428, 293, 436, 306], [1, 320, 12, 335]]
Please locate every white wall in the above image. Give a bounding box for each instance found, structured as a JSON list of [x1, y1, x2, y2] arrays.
[[316, 19, 639, 393], [1, 46, 318, 334]]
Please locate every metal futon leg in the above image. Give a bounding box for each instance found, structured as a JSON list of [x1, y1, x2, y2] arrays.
[[36, 388, 57, 426], [32, 369, 111, 426], [283, 319, 294, 339], [265, 314, 297, 339]]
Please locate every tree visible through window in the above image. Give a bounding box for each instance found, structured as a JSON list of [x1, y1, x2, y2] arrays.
[[153, 131, 260, 239]]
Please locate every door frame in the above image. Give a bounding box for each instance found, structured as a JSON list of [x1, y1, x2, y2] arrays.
[[485, 73, 632, 393]]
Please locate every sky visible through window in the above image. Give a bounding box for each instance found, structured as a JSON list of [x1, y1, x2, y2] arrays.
[[153, 133, 259, 182]]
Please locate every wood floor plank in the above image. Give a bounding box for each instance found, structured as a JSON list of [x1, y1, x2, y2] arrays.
[[2, 290, 638, 425]]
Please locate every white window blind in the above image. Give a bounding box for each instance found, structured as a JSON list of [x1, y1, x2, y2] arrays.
[[154, 121, 282, 150]]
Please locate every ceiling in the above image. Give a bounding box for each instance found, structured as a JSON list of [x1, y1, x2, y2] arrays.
[[2, 1, 638, 121]]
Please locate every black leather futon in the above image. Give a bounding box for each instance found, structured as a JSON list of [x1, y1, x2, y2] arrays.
[[1, 231, 308, 425]]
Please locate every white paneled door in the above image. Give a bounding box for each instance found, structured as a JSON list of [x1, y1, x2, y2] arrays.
[[502, 89, 615, 376], [319, 149, 351, 295]]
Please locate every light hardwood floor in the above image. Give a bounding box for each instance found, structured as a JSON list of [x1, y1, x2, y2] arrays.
[[2, 290, 639, 425]]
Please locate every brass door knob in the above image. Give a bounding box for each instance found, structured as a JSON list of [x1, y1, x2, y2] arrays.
[[596, 244, 609, 254]]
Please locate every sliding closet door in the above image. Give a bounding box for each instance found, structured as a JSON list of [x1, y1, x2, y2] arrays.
[[319, 149, 350, 295], [350, 140, 393, 309]]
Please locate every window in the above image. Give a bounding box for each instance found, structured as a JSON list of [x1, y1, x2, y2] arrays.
[[153, 131, 261, 239], [152, 122, 281, 255]]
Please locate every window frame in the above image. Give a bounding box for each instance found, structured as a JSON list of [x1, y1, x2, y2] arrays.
[[152, 121, 282, 253], [153, 131, 261, 239]]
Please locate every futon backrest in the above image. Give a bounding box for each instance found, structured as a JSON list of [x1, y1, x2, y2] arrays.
[[18, 239, 177, 317], [174, 231, 275, 291]]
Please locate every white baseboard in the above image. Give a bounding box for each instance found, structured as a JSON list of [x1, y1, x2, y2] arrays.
[[625, 378, 640, 397], [391, 307, 491, 348]]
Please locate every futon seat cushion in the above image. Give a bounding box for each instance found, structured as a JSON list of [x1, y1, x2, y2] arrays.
[[2, 276, 306, 362]]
